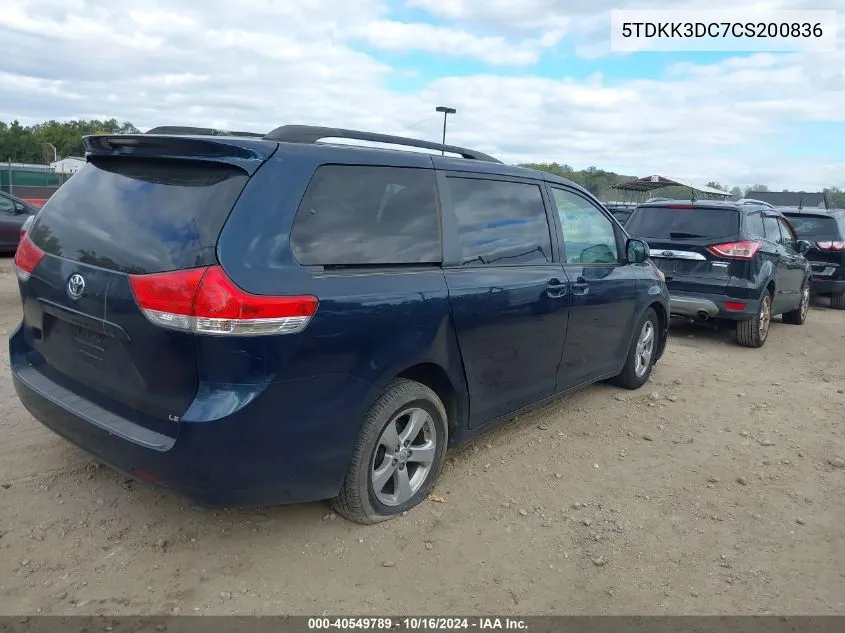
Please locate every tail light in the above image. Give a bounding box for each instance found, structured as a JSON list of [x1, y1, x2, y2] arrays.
[[129, 265, 318, 336], [817, 241, 845, 251], [20, 215, 34, 241], [14, 233, 46, 282], [707, 241, 763, 259]]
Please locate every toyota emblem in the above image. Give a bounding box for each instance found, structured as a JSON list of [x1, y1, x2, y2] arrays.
[[67, 274, 85, 300]]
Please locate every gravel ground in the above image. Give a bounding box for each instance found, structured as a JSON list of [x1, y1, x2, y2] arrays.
[[0, 254, 843, 616]]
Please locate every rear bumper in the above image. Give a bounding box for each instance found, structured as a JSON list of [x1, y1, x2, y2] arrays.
[[669, 292, 760, 321], [9, 325, 372, 508], [810, 278, 845, 295]]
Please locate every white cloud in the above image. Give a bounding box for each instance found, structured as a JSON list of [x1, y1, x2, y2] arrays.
[[348, 20, 564, 66], [0, 0, 842, 191]]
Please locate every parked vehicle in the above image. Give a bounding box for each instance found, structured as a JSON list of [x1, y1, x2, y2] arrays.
[[10, 125, 669, 523], [780, 209, 845, 309], [625, 199, 812, 348], [0, 191, 38, 253], [604, 202, 637, 225]]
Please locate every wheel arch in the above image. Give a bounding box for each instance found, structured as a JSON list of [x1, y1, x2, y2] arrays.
[[395, 362, 465, 444]]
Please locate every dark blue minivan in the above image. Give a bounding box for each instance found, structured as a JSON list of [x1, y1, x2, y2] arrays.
[[10, 125, 669, 523]]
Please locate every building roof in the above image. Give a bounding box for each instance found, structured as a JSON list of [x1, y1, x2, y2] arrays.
[[2, 162, 53, 171], [745, 191, 827, 209], [611, 175, 732, 198]]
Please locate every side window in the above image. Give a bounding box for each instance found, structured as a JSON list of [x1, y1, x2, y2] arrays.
[[0, 196, 15, 214], [777, 218, 797, 251], [745, 212, 766, 240], [762, 216, 781, 243], [447, 177, 552, 266], [550, 188, 619, 265], [290, 165, 441, 266]]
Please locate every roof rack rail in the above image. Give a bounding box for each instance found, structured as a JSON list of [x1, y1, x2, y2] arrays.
[[145, 126, 265, 138], [263, 125, 502, 163], [737, 198, 775, 209]]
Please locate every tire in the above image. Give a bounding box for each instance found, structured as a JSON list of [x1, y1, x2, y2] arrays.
[[831, 292, 845, 310], [783, 283, 810, 325], [608, 307, 659, 390], [736, 289, 771, 348], [331, 379, 448, 524]]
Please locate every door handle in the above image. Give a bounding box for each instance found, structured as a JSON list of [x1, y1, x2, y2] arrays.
[[571, 276, 590, 295], [546, 278, 568, 298]]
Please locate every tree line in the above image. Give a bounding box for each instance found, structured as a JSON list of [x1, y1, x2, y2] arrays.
[[521, 161, 845, 209], [1, 119, 139, 164], [2, 119, 842, 208]]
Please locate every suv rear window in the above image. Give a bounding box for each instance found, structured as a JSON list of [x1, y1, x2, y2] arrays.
[[782, 214, 841, 239], [290, 165, 441, 266], [28, 157, 248, 274], [625, 205, 740, 240]]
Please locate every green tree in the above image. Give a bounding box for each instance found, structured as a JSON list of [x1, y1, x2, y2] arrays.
[[729, 186, 743, 200], [745, 184, 769, 196], [1, 118, 139, 163], [824, 187, 845, 209]]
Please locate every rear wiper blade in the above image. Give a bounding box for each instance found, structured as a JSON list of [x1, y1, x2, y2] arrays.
[[669, 232, 704, 238]]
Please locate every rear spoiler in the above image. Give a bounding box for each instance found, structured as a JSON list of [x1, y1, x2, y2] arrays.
[[81, 134, 277, 175]]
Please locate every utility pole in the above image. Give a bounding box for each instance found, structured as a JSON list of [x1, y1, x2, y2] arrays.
[[46, 143, 57, 163], [435, 106, 456, 155]]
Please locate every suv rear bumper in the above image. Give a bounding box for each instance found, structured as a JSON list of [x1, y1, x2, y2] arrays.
[[9, 325, 370, 508], [810, 278, 845, 295], [669, 292, 760, 321]]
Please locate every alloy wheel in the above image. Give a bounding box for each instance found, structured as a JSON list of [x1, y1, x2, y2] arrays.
[[371, 407, 437, 506]]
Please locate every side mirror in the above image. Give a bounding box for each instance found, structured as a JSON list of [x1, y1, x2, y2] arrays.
[[13, 202, 25, 214], [796, 239, 811, 254], [626, 238, 649, 264]]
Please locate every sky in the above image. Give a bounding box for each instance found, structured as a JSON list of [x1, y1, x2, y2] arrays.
[[0, 0, 843, 191]]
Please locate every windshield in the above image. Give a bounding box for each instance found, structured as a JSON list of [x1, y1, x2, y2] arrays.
[[29, 157, 249, 274], [782, 214, 841, 240], [625, 206, 740, 240]]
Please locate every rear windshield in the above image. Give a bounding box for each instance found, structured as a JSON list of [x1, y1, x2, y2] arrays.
[[28, 157, 248, 274], [625, 206, 740, 240], [782, 214, 841, 240]]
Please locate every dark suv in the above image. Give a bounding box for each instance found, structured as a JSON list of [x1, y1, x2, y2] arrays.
[[779, 209, 845, 310], [10, 125, 668, 523], [625, 200, 812, 348]]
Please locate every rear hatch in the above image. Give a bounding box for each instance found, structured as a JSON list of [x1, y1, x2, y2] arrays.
[[782, 212, 845, 279], [625, 204, 741, 294], [15, 135, 275, 434]]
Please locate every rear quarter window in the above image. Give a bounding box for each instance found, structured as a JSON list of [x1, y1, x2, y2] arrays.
[[625, 206, 740, 240], [289, 165, 441, 266], [28, 157, 249, 274]]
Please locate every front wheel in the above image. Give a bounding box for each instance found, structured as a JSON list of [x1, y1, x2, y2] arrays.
[[783, 283, 810, 325], [736, 290, 771, 347], [331, 379, 448, 524], [608, 307, 659, 390]]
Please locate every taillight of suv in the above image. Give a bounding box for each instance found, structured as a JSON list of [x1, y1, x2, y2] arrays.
[[20, 215, 35, 241], [707, 241, 764, 259], [817, 241, 845, 251], [128, 265, 319, 336], [14, 232, 46, 282]]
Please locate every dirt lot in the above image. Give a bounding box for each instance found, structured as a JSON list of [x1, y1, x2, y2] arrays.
[[0, 254, 843, 616]]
